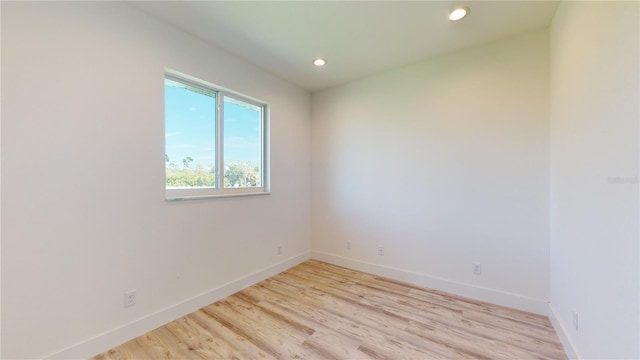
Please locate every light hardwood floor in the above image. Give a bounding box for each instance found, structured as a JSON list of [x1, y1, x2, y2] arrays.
[[93, 260, 567, 359]]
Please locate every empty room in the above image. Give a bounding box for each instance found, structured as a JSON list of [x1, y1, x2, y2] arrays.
[[1, 1, 638, 359]]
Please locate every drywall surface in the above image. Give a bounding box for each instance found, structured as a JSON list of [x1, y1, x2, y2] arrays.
[[311, 31, 550, 312], [1, 2, 310, 358], [549, 2, 639, 358]]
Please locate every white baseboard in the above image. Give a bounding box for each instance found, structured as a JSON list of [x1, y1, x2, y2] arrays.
[[311, 251, 549, 315], [45, 250, 551, 359], [45, 251, 311, 360], [548, 304, 580, 359]]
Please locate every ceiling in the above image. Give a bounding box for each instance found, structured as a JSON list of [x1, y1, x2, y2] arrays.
[[132, 1, 558, 92]]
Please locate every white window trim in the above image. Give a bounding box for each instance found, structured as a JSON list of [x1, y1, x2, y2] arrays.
[[165, 69, 270, 200]]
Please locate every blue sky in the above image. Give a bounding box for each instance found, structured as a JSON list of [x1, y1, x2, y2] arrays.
[[165, 83, 261, 169]]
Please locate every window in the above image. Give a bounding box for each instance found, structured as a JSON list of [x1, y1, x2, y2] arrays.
[[164, 72, 268, 199]]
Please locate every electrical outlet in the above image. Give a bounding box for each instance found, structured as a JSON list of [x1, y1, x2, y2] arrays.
[[124, 290, 137, 307], [277, 245, 282, 255], [473, 263, 482, 275], [572, 311, 579, 331], [347, 241, 351, 250], [378, 246, 385, 256]]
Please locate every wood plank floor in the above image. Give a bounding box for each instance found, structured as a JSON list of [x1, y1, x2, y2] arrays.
[[92, 260, 567, 359]]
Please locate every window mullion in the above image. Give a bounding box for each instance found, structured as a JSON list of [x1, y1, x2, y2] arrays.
[[216, 93, 224, 190], [260, 106, 266, 189]]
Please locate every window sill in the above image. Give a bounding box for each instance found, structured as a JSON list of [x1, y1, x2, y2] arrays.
[[166, 190, 270, 201]]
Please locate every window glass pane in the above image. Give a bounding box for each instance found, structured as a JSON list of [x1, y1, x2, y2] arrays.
[[165, 78, 217, 188], [223, 96, 262, 188]]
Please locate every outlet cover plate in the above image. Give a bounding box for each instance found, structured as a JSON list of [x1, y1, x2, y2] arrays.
[[124, 290, 137, 307]]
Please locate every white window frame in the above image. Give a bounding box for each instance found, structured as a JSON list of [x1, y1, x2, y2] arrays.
[[165, 70, 270, 200]]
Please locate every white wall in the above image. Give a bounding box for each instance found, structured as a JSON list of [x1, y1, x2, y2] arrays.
[[1, 2, 311, 358], [0, 3, 3, 357], [549, 2, 639, 359], [311, 31, 550, 313]]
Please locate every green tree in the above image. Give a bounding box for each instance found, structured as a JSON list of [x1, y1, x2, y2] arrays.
[[182, 156, 193, 168], [166, 165, 215, 187], [224, 161, 260, 188], [165, 158, 259, 188]]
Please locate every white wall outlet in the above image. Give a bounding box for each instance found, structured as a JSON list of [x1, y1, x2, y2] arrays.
[[378, 246, 385, 256], [277, 245, 282, 255], [347, 241, 351, 250], [473, 263, 482, 275], [572, 311, 579, 331], [124, 290, 137, 307]]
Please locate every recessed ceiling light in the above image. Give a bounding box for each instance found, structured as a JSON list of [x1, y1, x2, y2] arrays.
[[313, 58, 327, 67], [449, 7, 469, 21]]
